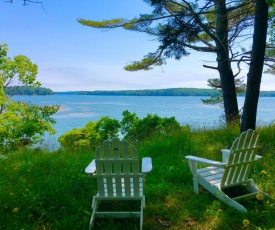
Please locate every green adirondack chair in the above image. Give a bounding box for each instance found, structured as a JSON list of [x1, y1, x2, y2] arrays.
[[85, 138, 152, 229], [185, 129, 268, 212]]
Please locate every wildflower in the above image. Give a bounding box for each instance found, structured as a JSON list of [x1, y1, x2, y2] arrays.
[[256, 193, 264, 201], [261, 170, 267, 174], [13, 207, 19, 213], [243, 219, 250, 227]]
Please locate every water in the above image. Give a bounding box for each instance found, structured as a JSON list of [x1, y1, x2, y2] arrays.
[[13, 95, 275, 149]]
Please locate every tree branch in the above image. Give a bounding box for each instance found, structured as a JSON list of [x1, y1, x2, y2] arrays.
[[6, 0, 46, 12], [203, 64, 218, 70]]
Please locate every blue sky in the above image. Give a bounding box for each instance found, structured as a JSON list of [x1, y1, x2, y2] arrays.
[[1, 0, 274, 91]]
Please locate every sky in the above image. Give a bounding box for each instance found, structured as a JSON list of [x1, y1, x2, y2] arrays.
[[1, 0, 275, 92]]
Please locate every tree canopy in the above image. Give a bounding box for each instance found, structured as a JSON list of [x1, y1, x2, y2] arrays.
[[0, 44, 59, 153], [78, 0, 258, 73], [0, 44, 40, 91], [78, 0, 273, 130]]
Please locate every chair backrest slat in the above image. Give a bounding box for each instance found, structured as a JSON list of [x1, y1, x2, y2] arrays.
[[124, 177, 131, 196], [106, 177, 114, 196], [113, 177, 121, 196], [97, 178, 105, 196], [113, 138, 121, 175], [103, 141, 112, 175], [122, 141, 131, 175], [133, 177, 140, 196], [132, 146, 139, 173], [93, 138, 142, 197], [221, 129, 260, 188]]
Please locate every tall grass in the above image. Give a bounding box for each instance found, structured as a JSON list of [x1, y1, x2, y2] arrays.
[[0, 126, 274, 229]]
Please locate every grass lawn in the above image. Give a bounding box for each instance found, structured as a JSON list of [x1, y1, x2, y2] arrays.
[[0, 125, 274, 229]]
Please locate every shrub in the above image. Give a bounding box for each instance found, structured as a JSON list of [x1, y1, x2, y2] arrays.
[[58, 117, 120, 150], [121, 110, 181, 142], [58, 110, 181, 150], [0, 99, 59, 153]]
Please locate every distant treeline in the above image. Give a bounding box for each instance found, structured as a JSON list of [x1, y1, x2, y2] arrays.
[[81, 88, 219, 96], [5, 86, 54, 96], [6, 86, 275, 96], [55, 88, 220, 96], [259, 91, 275, 97], [55, 88, 275, 97]]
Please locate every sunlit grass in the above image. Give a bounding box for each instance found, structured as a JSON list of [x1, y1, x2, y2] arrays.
[[0, 125, 274, 229]]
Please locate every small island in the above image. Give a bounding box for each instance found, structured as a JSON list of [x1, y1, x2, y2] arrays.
[[5, 86, 54, 96]]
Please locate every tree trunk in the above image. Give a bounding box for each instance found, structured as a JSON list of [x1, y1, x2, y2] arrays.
[[214, 0, 240, 125], [0, 78, 5, 114], [240, 0, 268, 132]]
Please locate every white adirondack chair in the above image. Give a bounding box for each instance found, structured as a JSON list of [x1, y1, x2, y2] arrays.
[[85, 138, 152, 230], [185, 129, 268, 212]]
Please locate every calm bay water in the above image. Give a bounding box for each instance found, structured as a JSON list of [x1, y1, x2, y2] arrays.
[[13, 95, 275, 149]]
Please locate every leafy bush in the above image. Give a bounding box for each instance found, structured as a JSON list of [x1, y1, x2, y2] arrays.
[[121, 110, 181, 141], [58, 110, 181, 150], [0, 99, 59, 153], [94, 116, 120, 140], [58, 117, 120, 150], [58, 120, 101, 151]]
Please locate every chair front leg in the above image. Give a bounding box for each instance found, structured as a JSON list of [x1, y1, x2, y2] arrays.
[[193, 174, 199, 194], [89, 199, 99, 230], [187, 160, 199, 194]]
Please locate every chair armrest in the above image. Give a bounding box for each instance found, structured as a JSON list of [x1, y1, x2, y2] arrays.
[[185, 155, 226, 168], [142, 157, 152, 173], [85, 159, 96, 175], [255, 155, 262, 160]]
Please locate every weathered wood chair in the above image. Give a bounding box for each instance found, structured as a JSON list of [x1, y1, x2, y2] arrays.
[[185, 129, 268, 212], [85, 138, 152, 230]]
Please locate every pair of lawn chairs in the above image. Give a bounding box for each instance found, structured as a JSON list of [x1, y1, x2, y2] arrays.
[[85, 129, 268, 229]]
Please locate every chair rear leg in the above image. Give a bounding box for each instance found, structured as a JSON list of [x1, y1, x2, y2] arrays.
[[246, 179, 269, 198], [140, 200, 144, 230]]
